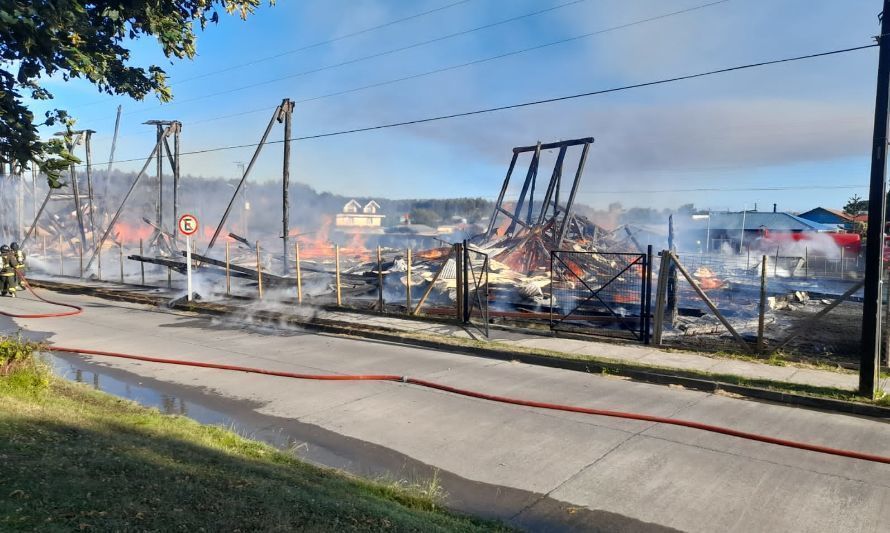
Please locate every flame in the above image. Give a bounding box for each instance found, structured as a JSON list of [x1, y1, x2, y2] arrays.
[[293, 216, 371, 262]]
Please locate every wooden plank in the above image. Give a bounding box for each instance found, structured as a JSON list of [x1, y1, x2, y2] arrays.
[[670, 252, 750, 351], [775, 280, 865, 351]]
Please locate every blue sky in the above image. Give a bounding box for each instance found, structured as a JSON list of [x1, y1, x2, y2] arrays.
[[31, 0, 885, 211]]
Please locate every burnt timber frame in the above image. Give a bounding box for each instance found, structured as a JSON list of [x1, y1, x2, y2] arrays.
[[484, 137, 593, 248], [23, 129, 97, 253], [143, 120, 182, 248], [83, 122, 177, 271], [205, 99, 294, 275]]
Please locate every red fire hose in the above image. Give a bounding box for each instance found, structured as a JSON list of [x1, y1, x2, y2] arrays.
[[0, 273, 82, 318], [43, 345, 890, 465], [9, 276, 890, 465]]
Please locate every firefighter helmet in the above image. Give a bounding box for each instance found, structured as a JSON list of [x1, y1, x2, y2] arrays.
[[10, 242, 18, 251]]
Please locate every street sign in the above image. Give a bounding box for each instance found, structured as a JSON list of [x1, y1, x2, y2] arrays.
[[178, 214, 198, 236], [178, 214, 198, 301]]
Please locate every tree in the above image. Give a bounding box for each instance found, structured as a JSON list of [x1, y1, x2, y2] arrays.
[[843, 194, 868, 216], [408, 208, 442, 227], [1, 0, 266, 186]]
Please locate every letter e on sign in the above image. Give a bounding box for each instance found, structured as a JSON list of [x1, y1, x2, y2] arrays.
[[178, 214, 199, 236]]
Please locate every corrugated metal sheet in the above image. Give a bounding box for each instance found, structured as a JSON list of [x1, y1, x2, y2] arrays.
[[693, 212, 836, 232]]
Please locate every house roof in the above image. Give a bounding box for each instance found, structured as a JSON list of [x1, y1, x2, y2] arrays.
[[797, 207, 856, 222], [690, 212, 836, 232]]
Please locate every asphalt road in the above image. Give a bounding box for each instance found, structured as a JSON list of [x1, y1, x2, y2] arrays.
[[3, 289, 890, 532]]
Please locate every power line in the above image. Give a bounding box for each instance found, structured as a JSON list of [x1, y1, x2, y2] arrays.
[[176, 0, 476, 84], [82, 0, 729, 122], [73, 43, 877, 169], [71, 0, 476, 111], [583, 184, 868, 194]]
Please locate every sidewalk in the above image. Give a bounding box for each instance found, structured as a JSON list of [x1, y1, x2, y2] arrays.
[[26, 274, 873, 395]]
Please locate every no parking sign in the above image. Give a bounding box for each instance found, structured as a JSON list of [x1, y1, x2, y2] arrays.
[[179, 214, 198, 301]]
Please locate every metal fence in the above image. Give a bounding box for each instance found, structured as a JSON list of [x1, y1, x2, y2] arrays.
[[550, 249, 651, 341]]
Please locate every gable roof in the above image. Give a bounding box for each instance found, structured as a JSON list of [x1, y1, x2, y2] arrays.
[[691, 212, 836, 232], [798, 207, 855, 222], [342, 199, 362, 212]]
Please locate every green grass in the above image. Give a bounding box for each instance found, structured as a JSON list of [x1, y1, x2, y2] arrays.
[[0, 344, 508, 532]]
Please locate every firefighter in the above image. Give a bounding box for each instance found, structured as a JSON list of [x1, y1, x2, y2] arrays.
[[10, 242, 25, 290], [0, 245, 16, 297]]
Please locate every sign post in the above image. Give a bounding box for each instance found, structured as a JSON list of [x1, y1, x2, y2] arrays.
[[178, 214, 199, 301]]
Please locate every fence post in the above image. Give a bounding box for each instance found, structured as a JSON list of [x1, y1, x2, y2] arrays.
[[645, 245, 653, 344], [405, 248, 412, 312], [758, 255, 767, 353], [667, 215, 678, 326], [119, 242, 124, 283], [653, 251, 669, 345], [97, 246, 102, 281], [295, 242, 302, 304], [774, 246, 779, 277], [335, 244, 341, 306], [462, 240, 469, 322], [454, 243, 463, 321], [225, 240, 231, 296], [255, 241, 263, 300], [79, 246, 84, 278], [376, 245, 384, 313], [139, 239, 145, 285], [841, 246, 846, 278]]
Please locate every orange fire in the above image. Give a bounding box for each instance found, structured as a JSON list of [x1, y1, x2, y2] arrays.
[[293, 216, 371, 262], [693, 266, 725, 290]]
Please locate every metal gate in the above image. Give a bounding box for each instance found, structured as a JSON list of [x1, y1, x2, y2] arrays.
[[462, 242, 489, 337], [549, 248, 652, 342]]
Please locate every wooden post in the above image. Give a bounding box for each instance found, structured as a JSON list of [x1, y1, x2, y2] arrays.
[[58, 234, 63, 276], [841, 246, 846, 278], [255, 241, 264, 300], [406, 248, 412, 312], [97, 246, 102, 281], [804, 247, 808, 279], [376, 246, 384, 313], [225, 240, 231, 296], [455, 243, 463, 320], [139, 239, 145, 285], [295, 241, 302, 304], [653, 251, 669, 345], [167, 267, 171, 288], [119, 242, 124, 283], [667, 215, 678, 326], [777, 280, 866, 350], [335, 245, 341, 306], [79, 246, 84, 278], [670, 251, 749, 351], [413, 248, 453, 315], [757, 255, 767, 353], [774, 246, 779, 277]]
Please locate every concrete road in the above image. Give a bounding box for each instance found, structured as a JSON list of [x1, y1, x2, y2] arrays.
[[3, 289, 890, 532]]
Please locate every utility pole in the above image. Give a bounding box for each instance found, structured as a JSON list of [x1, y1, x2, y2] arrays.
[[279, 98, 294, 274], [860, 0, 890, 398]]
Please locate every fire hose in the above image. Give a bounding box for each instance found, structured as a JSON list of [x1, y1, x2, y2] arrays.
[[0, 273, 82, 318], [8, 275, 890, 465]]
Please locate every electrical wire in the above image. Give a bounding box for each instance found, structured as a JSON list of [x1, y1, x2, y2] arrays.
[[72, 0, 478, 110], [73, 43, 876, 171], [96, 0, 729, 121]]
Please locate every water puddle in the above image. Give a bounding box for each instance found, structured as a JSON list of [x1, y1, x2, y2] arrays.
[[44, 351, 669, 531]]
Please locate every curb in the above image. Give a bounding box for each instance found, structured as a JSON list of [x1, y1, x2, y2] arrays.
[[26, 278, 890, 419]]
